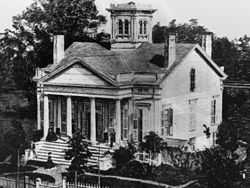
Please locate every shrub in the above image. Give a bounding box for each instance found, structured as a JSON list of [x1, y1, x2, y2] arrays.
[[118, 160, 148, 179], [65, 130, 92, 173], [201, 147, 242, 188], [112, 143, 136, 169], [32, 129, 43, 142]]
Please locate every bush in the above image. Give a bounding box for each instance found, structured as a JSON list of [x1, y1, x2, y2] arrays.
[[32, 129, 43, 142], [152, 164, 198, 185], [112, 143, 136, 169], [201, 147, 242, 188], [118, 161, 148, 179]]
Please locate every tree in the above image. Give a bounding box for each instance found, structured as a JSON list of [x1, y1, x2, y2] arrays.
[[201, 147, 241, 188], [139, 131, 167, 170], [216, 121, 239, 152], [3, 120, 27, 163], [152, 19, 208, 44], [0, 0, 106, 118], [65, 130, 92, 174], [140, 131, 167, 154]]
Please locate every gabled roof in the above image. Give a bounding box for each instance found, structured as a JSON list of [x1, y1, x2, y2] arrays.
[[40, 41, 226, 86]]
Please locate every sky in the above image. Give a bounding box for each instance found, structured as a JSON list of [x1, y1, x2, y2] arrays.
[[0, 0, 249, 39]]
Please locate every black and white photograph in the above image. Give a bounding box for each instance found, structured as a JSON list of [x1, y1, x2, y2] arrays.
[[0, 0, 248, 187]]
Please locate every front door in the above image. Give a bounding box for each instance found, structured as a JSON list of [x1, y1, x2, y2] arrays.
[[133, 108, 143, 143], [96, 100, 115, 143], [138, 109, 143, 143], [72, 99, 90, 139], [79, 102, 90, 140]]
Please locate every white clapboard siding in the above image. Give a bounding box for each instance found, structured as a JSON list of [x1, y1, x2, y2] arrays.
[[49, 64, 108, 86]]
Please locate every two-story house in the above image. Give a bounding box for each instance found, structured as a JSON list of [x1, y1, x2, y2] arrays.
[[31, 1, 227, 166]]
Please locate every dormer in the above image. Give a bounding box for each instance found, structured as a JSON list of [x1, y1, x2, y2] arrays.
[[107, 2, 157, 50]]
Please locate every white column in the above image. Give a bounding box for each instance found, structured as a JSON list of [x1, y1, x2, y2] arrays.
[[90, 98, 96, 143], [37, 92, 41, 130], [57, 97, 62, 132], [53, 100, 57, 132], [67, 96, 72, 137], [43, 95, 49, 140], [116, 100, 121, 143]]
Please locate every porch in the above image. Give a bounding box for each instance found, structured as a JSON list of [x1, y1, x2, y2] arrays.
[[37, 94, 134, 144]]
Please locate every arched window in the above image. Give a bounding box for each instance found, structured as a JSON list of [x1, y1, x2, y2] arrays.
[[124, 19, 129, 35], [143, 21, 147, 34], [118, 19, 123, 34], [190, 68, 196, 92], [139, 20, 143, 34]]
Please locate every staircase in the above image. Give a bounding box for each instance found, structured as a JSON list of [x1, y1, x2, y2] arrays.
[[32, 139, 112, 168]]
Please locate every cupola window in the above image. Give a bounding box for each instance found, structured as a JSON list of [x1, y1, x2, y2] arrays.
[[143, 21, 147, 34], [118, 19, 123, 34], [125, 19, 129, 35], [139, 20, 143, 34]]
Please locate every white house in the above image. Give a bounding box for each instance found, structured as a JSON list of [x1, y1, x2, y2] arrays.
[[32, 2, 227, 165]]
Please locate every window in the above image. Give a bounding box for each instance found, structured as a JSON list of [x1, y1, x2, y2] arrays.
[[211, 96, 219, 125], [49, 98, 57, 130], [139, 20, 143, 34], [189, 99, 198, 131], [190, 68, 196, 92], [118, 19, 123, 34], [143, 21, 147, 34], [132, 110, 139, 142], [122, 107, 129, 140], [124, 20, 129, 35], [61, 97, 67, 134], [161, 105, 173, 136]]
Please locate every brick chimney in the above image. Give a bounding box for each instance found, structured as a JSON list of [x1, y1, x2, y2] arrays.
[[53, 35, 64, 64], [201, 33, 212, 57], [164, 34, 176, 68]]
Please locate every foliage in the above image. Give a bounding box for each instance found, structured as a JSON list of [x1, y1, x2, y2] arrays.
[[200, 146, 242, 188], [139, 131, 167, 154], [65, 130, 92, 173], [216, 121, 239, 152], [112, 143, 136, 169], [32, 129, 43, 142], [3, 120, 27, 163], [117, 160, 148, 179], [0, 0, 107, 119], [152, 19, 208, 45], [152, 164, 199, 186]]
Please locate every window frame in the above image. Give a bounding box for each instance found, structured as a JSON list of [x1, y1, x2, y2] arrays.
[[190, 68, 196, 92], [124, 19, 129, 35], [161, 104, 173, 136], [143, 21, 147, 34], [211, 96, 219, 125], [139, 20, 143, 35], [189, 99, 198, 131], [118, 19, 123, 35]]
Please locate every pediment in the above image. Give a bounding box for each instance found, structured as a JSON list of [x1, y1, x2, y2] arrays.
[[47, 64, 109, 86]]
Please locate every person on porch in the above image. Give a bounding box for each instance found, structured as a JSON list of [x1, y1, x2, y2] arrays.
[[110, 128, 116, 147]]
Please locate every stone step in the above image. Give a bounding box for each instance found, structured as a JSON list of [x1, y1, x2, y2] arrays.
[[33, 140, 111, 168]]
